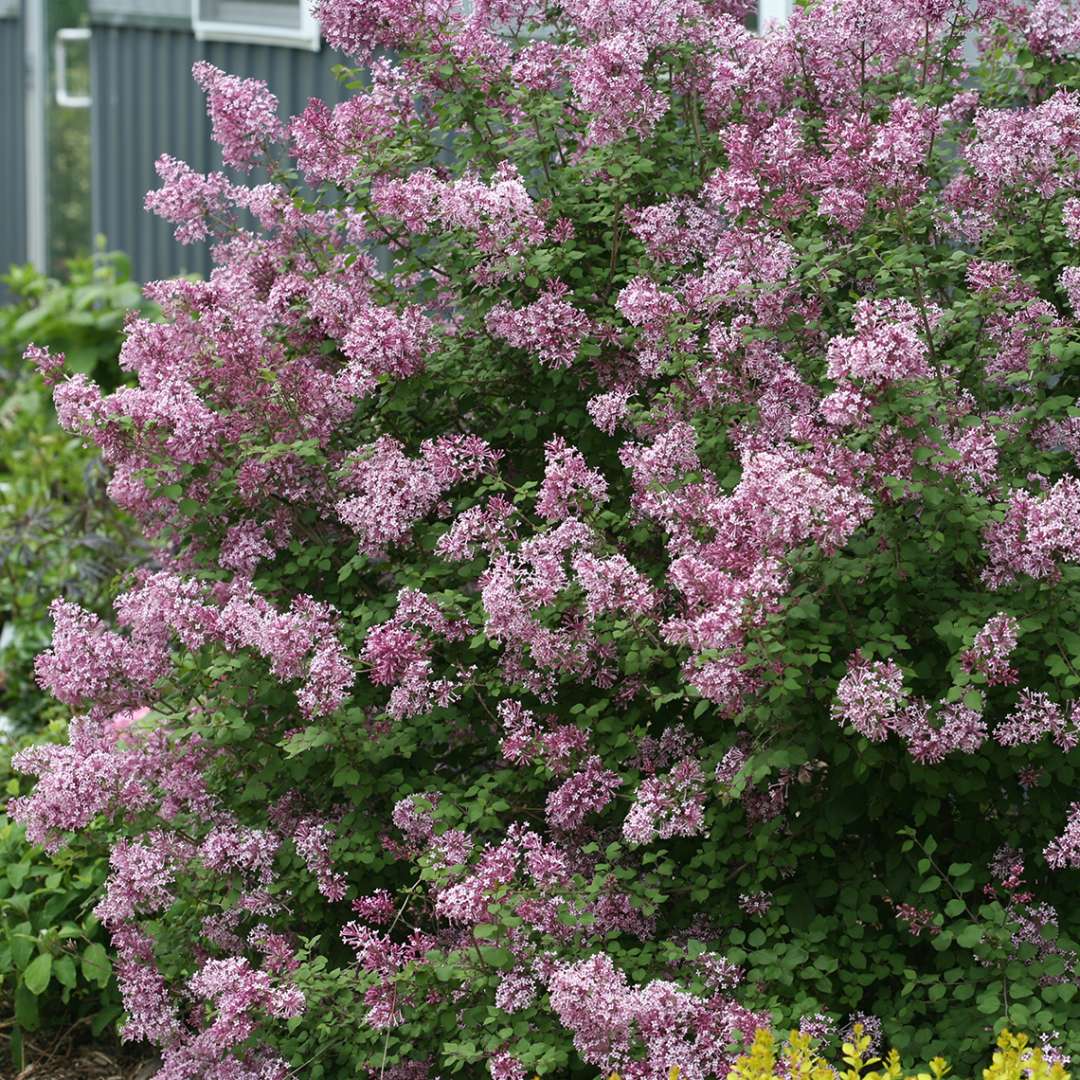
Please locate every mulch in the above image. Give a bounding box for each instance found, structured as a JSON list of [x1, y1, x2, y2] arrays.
[[0, 1027, 159, 1080]]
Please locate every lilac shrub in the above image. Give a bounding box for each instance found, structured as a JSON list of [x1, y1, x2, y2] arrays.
[[14, 0, 1080, 1075]]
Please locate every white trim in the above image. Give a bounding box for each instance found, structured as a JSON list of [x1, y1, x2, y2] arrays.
[[191, 0, 321, 50], [24, 0, 48, 270], [55, 28, 92, 108], [757, 0, 792, 29]]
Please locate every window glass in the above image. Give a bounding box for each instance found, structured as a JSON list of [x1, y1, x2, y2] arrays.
[[192, 0, 320, 49]]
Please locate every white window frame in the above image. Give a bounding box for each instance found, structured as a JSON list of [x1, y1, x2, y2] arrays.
[[757, 0, 792, 29], [191, 0, 321, 50]]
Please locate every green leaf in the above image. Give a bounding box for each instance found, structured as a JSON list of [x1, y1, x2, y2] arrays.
[[14, 984, 39, 1030], [54, 955, 77, 989], [478, 946, 514, 969], [957, 924, 983, 948], [81, 943, 112, 987], [90, 1004, 123, 1037], [23, 954, 52, 995]]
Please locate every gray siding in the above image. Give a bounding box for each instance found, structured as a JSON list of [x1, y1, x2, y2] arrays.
[[89, 22, 350, 282], [0, 12, 26, 295]]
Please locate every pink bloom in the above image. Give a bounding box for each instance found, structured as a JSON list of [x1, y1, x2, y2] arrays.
[[587, 390, 631, 434], [545, 755, 622, 831], [623, 758, 707, 845], [1060, 265, 1080, 317], [983, 478, 1080, 587], [535, 437, 608, 520], [1046, 803, 1080, 869], [825, 298, 933, 385], [961, 613, 1020, 686], [489, 1051, 527, 1080], [832, 657, 905, 741], [313, 0, 454, 62], [571, 33, 668, 146], [737, 891, 772, 916], [486, 287, 592, 368], [1065, 197, 1080, 243], [617, 278, 683, 331], [996, 690, 1078, 751], [192, 62, 283, 170], [336, 435, 499, 556], [143, 154, 236, 244], [341, 303, 433, 391], [24, 342, 65, 385], [572, 552, 656, 618]]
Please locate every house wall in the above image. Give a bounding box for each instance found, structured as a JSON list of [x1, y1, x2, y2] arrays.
[[87, 8, 350, 282], [0, 6, 28, 294]]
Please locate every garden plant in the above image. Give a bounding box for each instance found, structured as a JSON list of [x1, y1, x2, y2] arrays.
[[12, 0, 1080, 1076], [0, 250, 149, 1066], [1, 249, 147, 731]]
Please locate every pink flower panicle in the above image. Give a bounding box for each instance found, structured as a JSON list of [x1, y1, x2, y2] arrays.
[[337, 435, 500, 556], [535, 437, 608, 520], [622, 758, 708, 845], [983, 478, 1080, 587], [486, 286, 592, 368], [963, 617, 1019, 682], [547, 951, 767, 1079], [545, 755, 622, 832], [996, 691, 1079, 752], [143, 155, 236, 244], [832, 658, 906, 741], [24, 342, 65, 385], [1046, 803, 1080, 869], [192, 61, 283, 170]]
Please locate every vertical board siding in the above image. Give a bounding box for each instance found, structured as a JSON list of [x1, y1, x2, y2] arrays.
[[0, 14, 27, 293], [89, 23, 349, 282]]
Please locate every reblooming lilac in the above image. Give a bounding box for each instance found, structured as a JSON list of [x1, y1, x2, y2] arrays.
[[12, 0, 1080, 1074]]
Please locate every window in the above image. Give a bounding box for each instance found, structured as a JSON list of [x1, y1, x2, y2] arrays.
[[756, 0, 793, 29], [191, 0, 321, 50]]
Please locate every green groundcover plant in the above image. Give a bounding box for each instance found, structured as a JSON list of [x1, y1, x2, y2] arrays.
[[11, 0, 1080, 1076]]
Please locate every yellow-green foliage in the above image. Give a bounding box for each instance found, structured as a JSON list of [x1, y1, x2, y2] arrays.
[[724, 1027, 1070, 1080]]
